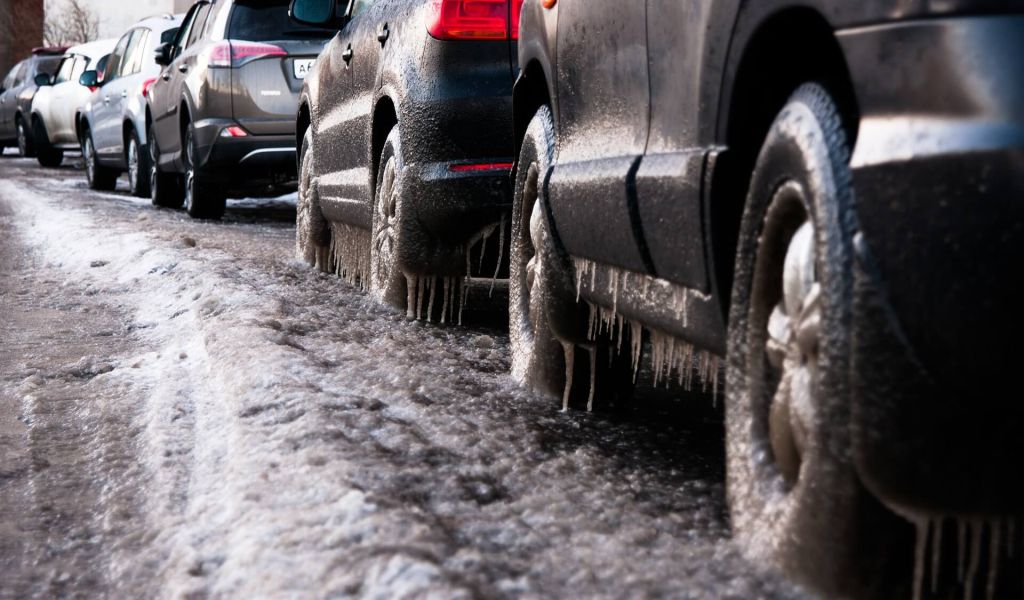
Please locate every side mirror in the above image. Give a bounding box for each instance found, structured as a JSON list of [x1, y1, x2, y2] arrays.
[[34, 73, 51, 86], [154, 43, 173, 67], [289, 0, 336, 26], [79, 70, 99, 88]]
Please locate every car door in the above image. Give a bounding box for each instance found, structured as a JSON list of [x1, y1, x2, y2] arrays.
[[154, 2, 211, 166], [47, 56, 77, 142], [105, 29, 148, 158], [93, 33, 132, 157], [315, 0, 393, 230], [0, 63, 24, 139], [547, 0, 652, 275]]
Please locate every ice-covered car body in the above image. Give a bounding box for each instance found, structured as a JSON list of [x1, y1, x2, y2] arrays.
[[76, 14, 182, 192], [513, 0, 1024, 596], [292, 0, 518, 312], [30, 39, 117, 166], [0, 48, 64, 157]]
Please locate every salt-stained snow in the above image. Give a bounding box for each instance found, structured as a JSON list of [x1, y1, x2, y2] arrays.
[[0, 161, 806, 599]]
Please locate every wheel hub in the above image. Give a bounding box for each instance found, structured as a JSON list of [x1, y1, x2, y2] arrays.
[[373, 159, 397, 283]]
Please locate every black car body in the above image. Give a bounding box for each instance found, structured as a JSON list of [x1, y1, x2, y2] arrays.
[[291, 0, 517, 313], [513, 0, 1024, 596], [146, 0, 333, 218], [0, 49, 64, 157]]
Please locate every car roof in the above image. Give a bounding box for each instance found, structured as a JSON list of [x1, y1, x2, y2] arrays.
[[131, 12, 185, 33], [66, 38, 118, 61]]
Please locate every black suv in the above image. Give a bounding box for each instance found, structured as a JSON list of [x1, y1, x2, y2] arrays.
[[290, 0, 517, 317], [0, 48, 64, 157], [512, 1, 1024, 597], [147, 0, 334, 218]]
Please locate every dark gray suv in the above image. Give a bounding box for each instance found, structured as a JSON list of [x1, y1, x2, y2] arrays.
[[0, 49, 64, 157], [147, 0, 333, 218]]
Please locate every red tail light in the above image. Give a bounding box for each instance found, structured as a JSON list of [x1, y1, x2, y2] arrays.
[[449, 162, 513, 173], [207, 40, 287, 68], [140, 77, 158, 99], [428, 0, 520, 41]]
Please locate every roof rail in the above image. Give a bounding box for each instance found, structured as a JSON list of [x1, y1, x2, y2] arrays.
[[140, 12, 176, 21]]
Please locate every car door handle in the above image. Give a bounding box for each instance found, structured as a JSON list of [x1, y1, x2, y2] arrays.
[[103, 95, 111, 104], [121, 90, 128, 98], [177, 64, 188, 73], [342, 45, 353, 63], [377, 23, 389, 44], [161, 72, 171, 81]]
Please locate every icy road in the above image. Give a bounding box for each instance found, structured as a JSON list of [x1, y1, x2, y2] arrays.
[[0, 157, 808, 599]]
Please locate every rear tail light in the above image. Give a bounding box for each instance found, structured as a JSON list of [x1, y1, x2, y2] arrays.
[[428, 0, 521, 41], [139, 77, 158, 99], [207, 40, 287, 68], [449, 162, 513, 173], [220, 125, 249, 138]]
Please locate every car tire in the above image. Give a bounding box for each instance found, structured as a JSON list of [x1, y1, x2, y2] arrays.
[[725, 84, 895, 596], [81, 128, 118, 191], [183, 122, 225, 220], [296, 128, 331, 271], [16, 116, 35, 158], [127, 128, 150, 198], [369, 127, 407, 309], [148, 123, 183, 208], [32, 119, 63, 167], [509, 105, 569, 400]]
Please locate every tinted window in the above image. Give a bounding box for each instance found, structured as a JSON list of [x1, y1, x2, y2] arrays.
[[173, 4, 201, 58], [229, 0, 335, 41], [71, 56, 88, 83], [3, 65, 19, 89], [161, 27, 180, 45], [105, 33, 132, 82], [13, 63, 28, 86], [122, 29, 149, 76], [186, 4, 212, 47], [53, 57, 74, 84]]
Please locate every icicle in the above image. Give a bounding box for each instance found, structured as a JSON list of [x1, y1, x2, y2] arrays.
[[586, 345, 597, 412], [441, 278, 450, 324], [405, 274, 417, 318], [711, 355, 720, 402], [611, 269, 620, 313], [987, 518, 1000, 600], [459, 278, 468, 326], [966, 519, 982, 600], [932, 516, 944, 594], [416, 276, 425, 320], [912, 517, 929, 600], [630, 320, 643, 383], [426, 277, 436, 322], [490, 213, 506, 296], [561, 342, 575, 412]]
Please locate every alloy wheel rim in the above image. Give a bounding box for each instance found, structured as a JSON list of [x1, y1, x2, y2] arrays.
[[149, 138, 158, 197], [184, 130, 194, 211], [522, 164, 542, 341], [372, 158, 397, 286], [128, 138, 138, 190], [17, 123, 27, 155], [84, 138, 95, 183]]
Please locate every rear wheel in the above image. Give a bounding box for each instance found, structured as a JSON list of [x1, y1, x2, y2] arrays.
[[81, 128, 118, 191], [726, 84, 892, 596], [127, 128, 150, 198], [16, 116, 35, 158], [369, 128, 407, 308], [148, 123, 183, 208], [32, 119, 63, 167], [296, 128, 331, 271], [183, 122, 225, 219]]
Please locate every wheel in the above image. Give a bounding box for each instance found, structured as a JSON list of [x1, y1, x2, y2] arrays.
[[148, 123, 183, 208], [369, 127, 407, 308], [32, 119, 63, 167], [16, 116, 35, 158], [725, 84, 891, 596], [183, 122, 225, 219], [296, 128, 331, 271], [81, 129, 118, 191], [126, 128, 150, 197], [509, 105, 566, 400]]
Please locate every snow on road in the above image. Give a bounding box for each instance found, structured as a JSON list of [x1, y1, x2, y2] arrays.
[[0, 158, 808, 598]]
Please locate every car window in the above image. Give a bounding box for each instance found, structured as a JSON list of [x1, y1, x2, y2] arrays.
[[186, 4, 212, 48], [121, 29, 148, 76], [71, 56, 88, 83], [161, 27, 180, 45], [53, 57, 74, 84], [36, 56, 62, 77], [2, 65, 18, 90], [229, 0, 337, 41], [349, 0, 377, 19], [13, 62, 28, 86], [173, 4, 202, 58], [104, 33, 133, 82]]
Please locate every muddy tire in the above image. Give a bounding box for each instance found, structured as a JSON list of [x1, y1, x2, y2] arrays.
[[32, 119, 63, 167], [148, 123, 183, 208], [369, 128, 407, 308], [183, 122, 225, 220], [16, 116, 35, 158], [509, 106, 567, 400], [127, 128, 150, 198], [725, 84, 893, 596], [296, 129, 331, 271], [81, 128, 117, 191]]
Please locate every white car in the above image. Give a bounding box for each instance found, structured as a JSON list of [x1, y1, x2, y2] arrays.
[[29, 39, 116, 167]]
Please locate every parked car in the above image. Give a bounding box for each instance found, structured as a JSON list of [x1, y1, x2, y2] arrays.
[[76, 15, 182, 194], [146, 0, 333, 218], [512, 1, 1024, 597], [290, 0, 517, 315], [30, 39, 116, 168], [0, 48, 65, 157]]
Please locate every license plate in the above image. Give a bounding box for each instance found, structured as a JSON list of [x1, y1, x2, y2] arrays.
[[293, 59, 316, 79]]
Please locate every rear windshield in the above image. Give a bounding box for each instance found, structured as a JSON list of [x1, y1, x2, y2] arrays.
[[229, 0, 335, 41], [34, 56, 62, 76]]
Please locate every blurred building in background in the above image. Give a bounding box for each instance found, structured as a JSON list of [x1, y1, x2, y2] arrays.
[[0, 0, 46, 77], [44, 0, 191, 41]]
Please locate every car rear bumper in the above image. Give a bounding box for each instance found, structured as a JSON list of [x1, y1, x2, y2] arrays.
[[193, 118, 297, 194], [396, 161, 512, 276], [839, 15, 1024, 514]]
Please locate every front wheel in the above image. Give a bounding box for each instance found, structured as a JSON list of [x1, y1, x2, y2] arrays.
[[16, 117, 35, 158], [127, 128, 150, 198], [148, 124, 183, 208], [369, 127, 407, 308], [81, 129, 117, 191], [183, 122, 225, 219], [32, 119, 63, 167], [296, 128, 331, 271], [726, 84, 897, 597]]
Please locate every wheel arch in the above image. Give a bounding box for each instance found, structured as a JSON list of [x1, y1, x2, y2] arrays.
[[296, 99, 311, 172], [512, 59, 553, 165], [708, 6, 860, 318], [370, 95, 398, 199]]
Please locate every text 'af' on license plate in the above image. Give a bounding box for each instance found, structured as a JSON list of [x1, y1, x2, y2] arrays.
[[293, 59, 316, 79]]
